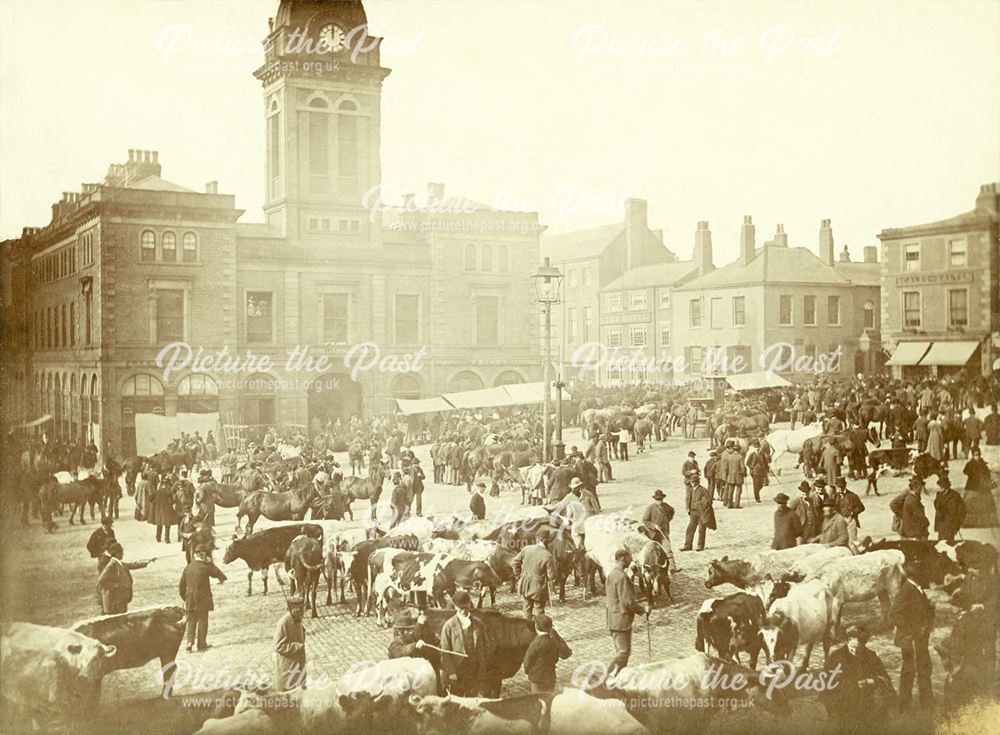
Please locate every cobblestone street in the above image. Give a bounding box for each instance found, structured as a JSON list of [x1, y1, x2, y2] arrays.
[[3, 423, 998, 734]]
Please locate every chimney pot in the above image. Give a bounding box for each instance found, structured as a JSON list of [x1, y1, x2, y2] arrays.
[[152, 151, 159, 164], [819, 218, 835, 265], [427, 182, 445, 202], [128, 149, 135, 162], [694, 220, 714, 275], [863, 245, 878, 263], [205, 181, 218, 194], [740, 215, 756, 265]]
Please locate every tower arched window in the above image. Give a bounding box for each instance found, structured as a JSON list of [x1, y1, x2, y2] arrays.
[[481, 244, 493, 272], [162, 231, 176, 262], [464, 244, 477, 271], [497, 244, 510, 272], [183, 232, 198, 262], [141, 230, 156, 262], [309, 99, 329, 177], [338, 106, 357, 192]]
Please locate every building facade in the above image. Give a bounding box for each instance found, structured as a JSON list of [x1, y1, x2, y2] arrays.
[[1, 0, 541, 456], [878, 183, 999, 380], [670, 217, 881, 383]]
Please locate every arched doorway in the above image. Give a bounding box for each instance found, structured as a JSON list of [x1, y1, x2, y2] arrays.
[[178, 373, 220, 414], [494, 370, 524, 387], [121, 374, 165, 457], [390, 374, 422, 400], [307, 373, 362, 435], [448, 371, 484, 393]]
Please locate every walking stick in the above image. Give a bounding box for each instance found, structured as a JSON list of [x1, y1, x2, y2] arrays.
[[645, 611, 652, 661]]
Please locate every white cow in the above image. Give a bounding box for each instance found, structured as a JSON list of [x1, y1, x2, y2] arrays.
[[760, 578, 836, 668], [384, 516, 435, 541], [340, 657, 436, 699], [1, 622, 118, 729], [808, 549, 905, 630]]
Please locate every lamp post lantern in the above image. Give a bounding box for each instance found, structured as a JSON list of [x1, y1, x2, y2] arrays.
[[532, 257, 564, 464]]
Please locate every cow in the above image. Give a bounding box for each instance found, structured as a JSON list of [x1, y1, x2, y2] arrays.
[[433, 559, 504, 609], [704, 544, 830, 589], [222, 523, 323, 596], [588, 653, 786, 734], [694, 593, 766, 668], [367, 550, 452, 625], [934, 604, 996, 709], [858, 538, 962, 588], [70, 605, 186, 697], [285, 534, 326, 618], [1, 622, 117, 730], [407, 689, 648, 735], [419, 538, 517, 604], [806, 549, 905, 632], [584, 529, 669, 603], [759, 578, 835, 668], [335, 535, 420, 614]]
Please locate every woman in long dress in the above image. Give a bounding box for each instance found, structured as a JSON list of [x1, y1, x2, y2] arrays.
[[926, 413, 945, 461]]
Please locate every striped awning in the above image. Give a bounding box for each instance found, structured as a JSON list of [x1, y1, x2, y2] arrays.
[[887, 341, 931, 366]]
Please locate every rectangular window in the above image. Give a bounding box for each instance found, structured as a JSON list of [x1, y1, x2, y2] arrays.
[[69, 302, 75, 347], [630, 326, 647, 347], [864, 303, 875, 329], [338, 115, 357, 183], [803, 295, 816, 325], [268, 113, 281, 185], [689, 298, 703, 327], [948, 289, 968, 327], [582, 306, 593, 341], [395, 294, 420, 344], [607, 328, 623, 348], [904, 243, 920, 272], [660, 326, 670, 346], [949, 239, 967, 268], [61, 304, 67, 348], [566, 307, 576, 343], [827, 295, 840, 326], [710, 297, 723, 328], [659, 291, 670, 309], [156, 290, 184, 343], [629, 364, 647, 384], [84, 289, 92, 346], [475, 296, 499, 346], [903, 291, 921, 328], [732, 296, 746, 326], [568, 270, 577, 289], [583, 268, 592, 286], [628, 290, 647, 310], [309, 112, 329, 176], [726, 345, 751, 373], [322, 293, 349, 344], [606, 294, 622, 312], [686, 346, 703, 374], [607, 364, 622, 383], [246, 291, 273, 343], [779, 295, 793, 326]]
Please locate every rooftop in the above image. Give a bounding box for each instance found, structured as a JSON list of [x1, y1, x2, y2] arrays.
[[125, 176, 196, 194], [541, 222, 623, 262], [602, 260, 699, 291], [678, 246, 856, 290]]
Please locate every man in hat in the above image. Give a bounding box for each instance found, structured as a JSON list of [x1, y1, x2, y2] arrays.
[[788, 481, 816, 544], [891, 478, 930, 540], [718, 440, 745, 509], [821, 440, 842, 488], [772, 493, 801, 550], [642, 490, 680, 572], [746, 439, 768, 503], [813, 499, 849, 548], [682, 469, 716, 552], [407, 458, 425, 516], [682, 451, 699, 488], [933, 474, 966, 542], [178, 545, 227, 652], [822, 625, 895, 730], [440, 590, 491, 696], [889, 562, 935, 711], [87, 516, 116, 571], [194, 468, 217, 528], [512, 528, 558, 618], [389, 609, 441, 692], [606, 548, 648, 676], [521, 614, 572, 694], [469, 481, 487, 520], [389, 471, 410, 528], [96, 542, 154, 614], [832, 476, 866, 552], [274, 595, 307, 691], [704, 450, 720, 501]]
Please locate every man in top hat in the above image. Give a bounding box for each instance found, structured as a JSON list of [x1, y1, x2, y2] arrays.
[[788, 481, 817, 544], [407, 457, 426, 516], [440, 590, 491, 696], [521, 614, 572, 694], [891, 477, 930, 540], [274, 594, 307, 691], [512, 528, 558, 619], [832, 476, 865, 552], [642, 490, 679, 572], [772, 493, 801, 550], [179, 545, 227, 652], [889, 561, 935, 711], [814, 499, 849, 548], [746, 439, 768, 503], [682, 469, 716, 552], [933, 474, 966, 542]]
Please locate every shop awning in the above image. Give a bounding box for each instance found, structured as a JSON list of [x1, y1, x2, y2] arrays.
[[441, 387, 518, 410], [918, 340, 980, 367], [726, 370, 793, 391], [396, 397, 455, 415], [887, 341, 931, 366]]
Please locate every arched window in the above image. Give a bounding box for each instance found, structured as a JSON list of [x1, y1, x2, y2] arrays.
[[338, 109, 357, 189], [310, 106, 329, 176], [162, 231, 177, 262], [121, 374, 164, 397], [494, 370, 524, 386], [82, 373, 90, 426], [90, 374, 100, 427], [864, 301, 875, 330], [481, 244, 493, 272], [448, 371, 484, 393], [183, 232, 197, 262], [178, 373, 220, 414], [497, 244, 510, 272], [141, 230, 156, 262], [390, 374, 422, 400], [464, 243, 477, 271], [338, 100, 357, 111], [308, 97, 329, 109]]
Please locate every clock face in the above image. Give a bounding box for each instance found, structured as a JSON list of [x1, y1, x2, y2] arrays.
[[318, 24, 346, 53]]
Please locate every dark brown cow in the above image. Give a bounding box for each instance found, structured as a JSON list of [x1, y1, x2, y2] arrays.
[[222, 523, 323, 595], [285, 535, 325, 618]]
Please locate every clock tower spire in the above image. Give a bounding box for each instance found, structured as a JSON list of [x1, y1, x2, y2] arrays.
[[254, 0, 391, 239]]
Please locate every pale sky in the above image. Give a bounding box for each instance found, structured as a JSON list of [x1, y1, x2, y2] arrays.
[[2, 0, 998, 264]]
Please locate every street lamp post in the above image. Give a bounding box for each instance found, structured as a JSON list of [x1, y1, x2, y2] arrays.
[[532, 257, 564, 464]]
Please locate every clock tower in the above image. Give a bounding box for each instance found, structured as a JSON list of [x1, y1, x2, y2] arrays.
[[254, 0, 391, 239]]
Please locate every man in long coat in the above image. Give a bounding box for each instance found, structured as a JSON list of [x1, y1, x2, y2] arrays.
[[933, 476, 966, 542], [179, 546, 227, 652], [149, 476, 179, 543], [822, 441, 841, 487], [892, 480, 930, 540], [682, 469, 716, 551], [440, 590, 491, 696], [512, 529, 557, 619], [788, 481, 816, 543], [274, 595, 307, 691], [606, 549, 648, 676], [772, 493, 801, 550], [96, 542, 152, 614], [889, 563, 935, 710]]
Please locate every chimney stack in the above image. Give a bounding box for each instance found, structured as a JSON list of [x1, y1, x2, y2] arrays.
[[739, 215, 755, 266], [693, 220, 714, 275], [839, 244, 851, 262], [205, 181, 218, 194], [772, 224, 788, 247], [403, 192, 416, 210], [427, 182, 445, 203], [863, 245, 878, 264], [976, 182, 999, 214], [819, 219, 835, 265], [624, 198, 648, 270]]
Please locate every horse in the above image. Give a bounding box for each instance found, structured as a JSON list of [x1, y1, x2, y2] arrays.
[[348, 440, 365, 476], [196, 482, 247, 509], [149, 449, 197, 474], [634, 417, 654, 453], [39, 475, 107, 527], [239, 468, 271, 494], [236, 484, 317, 535], [766, 425, 823, 460]]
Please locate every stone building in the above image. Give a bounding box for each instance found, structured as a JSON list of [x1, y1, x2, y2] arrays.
[[669, 217, 881, 382], [1, 0, 541, 456], [878, 182, 999, 379]]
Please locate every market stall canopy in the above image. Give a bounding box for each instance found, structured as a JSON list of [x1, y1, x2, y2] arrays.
[[918, 340, 980, 367], [502, 381, 573, 404], [441, 387, 518, 410], [396, 396, 455, 415], [886, 341, 931, 366], [725, 370, 792, 391]]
